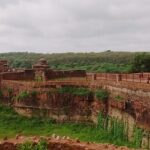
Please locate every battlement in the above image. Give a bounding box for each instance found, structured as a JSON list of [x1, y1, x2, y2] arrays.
[[0, 60, 9, 72], [0, 59, 86, 81]]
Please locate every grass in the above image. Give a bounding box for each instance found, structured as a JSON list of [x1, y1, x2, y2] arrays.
[[57, 87, 91, 96], [95, 89, 109, 101], [0, 105, 141, 148]]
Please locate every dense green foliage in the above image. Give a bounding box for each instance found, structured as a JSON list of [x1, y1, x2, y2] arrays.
[[95, 89, 109, 101], [132, 53, 150, 72], [0, 105, 143, 148], [0, 51, 135, 73], [16, 91, 30, 101], [0, 51, 150, 72], [15, 91, 37, 101], [97, 113, 127, 141], [0, 51, 149, 72]]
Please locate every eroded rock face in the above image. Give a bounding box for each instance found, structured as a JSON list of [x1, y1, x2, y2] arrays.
[[1, 79, 150, 148]]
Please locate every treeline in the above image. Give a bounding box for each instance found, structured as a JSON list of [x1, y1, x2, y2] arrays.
[[0, 51, 149, 73]]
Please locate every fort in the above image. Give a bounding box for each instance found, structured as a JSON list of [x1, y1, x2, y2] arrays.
[[0, 59, 150, 148]]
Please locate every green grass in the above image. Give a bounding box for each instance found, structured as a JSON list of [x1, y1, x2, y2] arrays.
[[95, 89, 109, 101], [0, 105, 141, 148], [57, 87, 91, 96]]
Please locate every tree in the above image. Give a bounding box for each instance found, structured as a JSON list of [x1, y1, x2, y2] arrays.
[[131, 53, 150, 72]]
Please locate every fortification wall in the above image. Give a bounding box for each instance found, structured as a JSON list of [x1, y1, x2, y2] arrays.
[[1, 78, 150, 148], [0, 70, 35, 81], [45, 70, 86, 80]]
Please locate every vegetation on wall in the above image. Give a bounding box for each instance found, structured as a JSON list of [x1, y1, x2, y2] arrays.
[[95, 89, 109, 101], [133, 127, 143, 148], [58, 87, 92, 96], [16, 91, 30, 101], [115, 95, 123, 101], [15, 90, 37, 101], [97, 113, 143, 148]]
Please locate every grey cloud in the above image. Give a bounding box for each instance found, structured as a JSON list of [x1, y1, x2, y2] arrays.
[[0, 0, 150, 53]]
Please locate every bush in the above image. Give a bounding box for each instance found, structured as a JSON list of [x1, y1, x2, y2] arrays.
[[15, 90, 38, 101], [131, 53, 150, 72], [95, 89, 109, 101], [16, 91, 30, 101], [57, 87, 91, 96], [17, 141, 33, 150], [30, 91, 37, 98], [17, 139, 48, 150], [72, 87, 91, 96], [115, 95, 123, 101]]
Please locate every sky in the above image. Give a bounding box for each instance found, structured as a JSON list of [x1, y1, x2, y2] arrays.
[[0, 0, 150, 53]]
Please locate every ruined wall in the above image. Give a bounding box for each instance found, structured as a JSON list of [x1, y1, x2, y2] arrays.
[[0, 70, 35, 81], [1, 79, 150, 148], [1, 79, 150, 127], [0, 80, 104, 123], [45, 70, 86, 80]]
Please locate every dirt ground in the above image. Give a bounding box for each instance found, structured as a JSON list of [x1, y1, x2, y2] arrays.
[[0, 135, 134, 150]]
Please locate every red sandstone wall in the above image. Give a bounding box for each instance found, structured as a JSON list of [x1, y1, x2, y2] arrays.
[[87, 73, 150, 84], [1, 70, 35, 81], [45, 70, 86, 80]]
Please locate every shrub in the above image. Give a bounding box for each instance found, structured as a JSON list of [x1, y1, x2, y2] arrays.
[[17, 141, 33, 150], [35, 138, 48, 150], [17, 139, 48, 150], [72, 87, 91, 96], [57, 87, 91, 96], [95, 89, 109, 101], [16, 91, 30, 101], [30, 90, 37, 98]]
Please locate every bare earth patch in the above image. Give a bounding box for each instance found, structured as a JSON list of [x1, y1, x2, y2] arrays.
[[0, 135, 133, 150]]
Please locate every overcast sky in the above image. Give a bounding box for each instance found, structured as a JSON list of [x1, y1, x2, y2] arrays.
[[0, 0, 150, 53]]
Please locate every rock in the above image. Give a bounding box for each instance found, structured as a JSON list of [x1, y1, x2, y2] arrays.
[[15, 134, 20, 140], [119, 146, 129, 150], [104, 144, 108, 149], [76, 138, 80, 143], [33, 136, 40, 143], [86, 141, 90, 145], [47, 137, 51, 141], [51, 133, 56, 138], [62, 136, 66, 140], [56, 136, 60, 140]]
